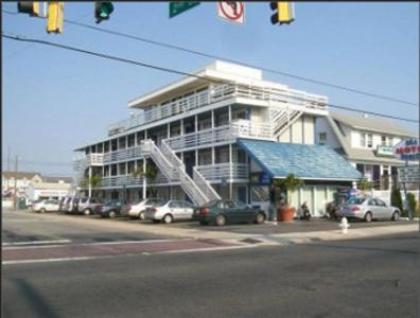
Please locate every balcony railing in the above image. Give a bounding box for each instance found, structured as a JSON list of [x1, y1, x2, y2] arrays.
[[196, 163, 249, 182], [165, 120, 273, 152], [98, 174, 170, 188], [108, 83, 328, 135]]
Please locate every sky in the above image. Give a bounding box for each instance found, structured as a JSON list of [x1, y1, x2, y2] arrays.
[[2, 2, 419, 176]]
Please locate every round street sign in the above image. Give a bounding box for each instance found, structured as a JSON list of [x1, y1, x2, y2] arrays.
[[217, 2, 245, 24]]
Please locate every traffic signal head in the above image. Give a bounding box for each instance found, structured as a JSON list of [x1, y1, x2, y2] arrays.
[[95, 1, 114, 24], [270, 2, 295, 25], [17, 1, 40, 17]]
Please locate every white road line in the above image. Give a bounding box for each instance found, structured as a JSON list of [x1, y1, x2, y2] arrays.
[[2, 239, 190, 250], [2, 256, 112, 265], [156, 244, 258, 255], [2, 239, 72, 247]]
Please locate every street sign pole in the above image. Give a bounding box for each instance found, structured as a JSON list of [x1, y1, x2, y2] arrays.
[[402, 160, 412, 220]]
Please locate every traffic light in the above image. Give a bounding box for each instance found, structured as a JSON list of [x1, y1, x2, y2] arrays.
[[17, 1, 40, 17], [95, 1, 114, 24], [270, 2, 294, 25], [47, 2, 64, 34]]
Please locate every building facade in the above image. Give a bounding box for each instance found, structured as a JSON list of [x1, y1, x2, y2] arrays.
[[315, 112, 417, 190], [74, 61, 361, 216]]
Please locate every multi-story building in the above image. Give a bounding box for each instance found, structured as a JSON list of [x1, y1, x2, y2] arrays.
[[315, 112, 417, 190], [74, 61, 361, 216], [2, 171, 43, 196]]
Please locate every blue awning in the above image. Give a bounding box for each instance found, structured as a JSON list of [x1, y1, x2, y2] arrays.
[[237, 139, 362, 181]]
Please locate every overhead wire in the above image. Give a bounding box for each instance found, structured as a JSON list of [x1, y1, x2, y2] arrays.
[[2, 8, 419, 107], [3, 32, 419, 124]]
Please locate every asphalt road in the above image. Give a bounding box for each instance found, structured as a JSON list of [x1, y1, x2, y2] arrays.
[[2, 232, 419, 318], [2, 209, 169, 244]]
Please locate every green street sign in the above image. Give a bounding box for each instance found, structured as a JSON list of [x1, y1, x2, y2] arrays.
[[169, 2, 200, 18]]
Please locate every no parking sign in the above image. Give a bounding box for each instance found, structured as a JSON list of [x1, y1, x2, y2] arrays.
[[217, 2, 245, 24]]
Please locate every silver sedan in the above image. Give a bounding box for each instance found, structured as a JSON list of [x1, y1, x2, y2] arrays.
[[337, 196, 400, 222]]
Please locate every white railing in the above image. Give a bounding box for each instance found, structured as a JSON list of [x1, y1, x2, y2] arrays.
[[160, 140, 212, 206], [141, 140, 178, 180], [196, 163, 249, 181], [193, 167, 221, 202], [99, 174, 169, 188], [103, 146, 142, 163], [141, 139, 215, 206], [87, 153, 104, 166], [165, 120, 273, 152], [108, 83, 328, 135]]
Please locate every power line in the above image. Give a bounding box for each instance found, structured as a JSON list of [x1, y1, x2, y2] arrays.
[[2, 8, 418, 107], [2, 32, 419, 124]]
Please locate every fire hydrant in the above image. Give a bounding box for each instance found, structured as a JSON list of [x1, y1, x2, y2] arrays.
[[339, 217, 350, 234]]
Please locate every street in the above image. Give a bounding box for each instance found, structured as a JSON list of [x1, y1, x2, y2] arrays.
[[2, 210, 419, 318]]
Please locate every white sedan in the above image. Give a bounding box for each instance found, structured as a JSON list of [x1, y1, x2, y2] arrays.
[[124, 198, 165, 220], [144, 200, 195, 224], [32, 199, 60, 213]]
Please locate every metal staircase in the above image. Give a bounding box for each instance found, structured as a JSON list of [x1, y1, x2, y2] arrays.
[[141, 139, 220, 206], [270, 107, 303, 140]]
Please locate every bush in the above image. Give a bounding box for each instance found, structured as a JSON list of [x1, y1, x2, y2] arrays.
[[405, 193, 419, 218], [390, 187, 403, 212]]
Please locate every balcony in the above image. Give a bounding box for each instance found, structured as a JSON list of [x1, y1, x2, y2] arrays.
[[98, 173, 170, 188], [108, 83, 328, 136], [165, 120, 273, 152], [196, 163, 249, 182]]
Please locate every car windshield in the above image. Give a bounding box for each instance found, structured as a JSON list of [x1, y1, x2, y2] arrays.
[[347, 197, 366, 205]]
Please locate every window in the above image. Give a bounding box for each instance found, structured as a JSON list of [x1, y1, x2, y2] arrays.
[[381, 135, 386, 146], [388, 137, 393, 146], [367, 134, 373, 148], [360, 133, 366, 147], [318, 132, 327, 145]]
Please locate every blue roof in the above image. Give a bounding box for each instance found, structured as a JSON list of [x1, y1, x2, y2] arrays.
[[237, 139, 362, 181]]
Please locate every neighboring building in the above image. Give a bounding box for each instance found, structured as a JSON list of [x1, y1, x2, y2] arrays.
[[2, 171, 43, 197], [1, 171, 73, 203], [25, 181, 72, 201], [315, 112, 417, 190], [74, 61, 361, 216]]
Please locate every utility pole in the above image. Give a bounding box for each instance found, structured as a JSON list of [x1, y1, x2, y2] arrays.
[[7, 146, 11, 171], [13, 155, 18, 210]]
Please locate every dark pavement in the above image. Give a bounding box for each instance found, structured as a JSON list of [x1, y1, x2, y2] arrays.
[[2, 232, 419, 318]]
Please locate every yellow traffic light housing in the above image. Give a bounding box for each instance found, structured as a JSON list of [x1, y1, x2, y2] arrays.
[[270, 2, 294, 25], [47, 2, 64, 34], [17, 1, 40, 17]]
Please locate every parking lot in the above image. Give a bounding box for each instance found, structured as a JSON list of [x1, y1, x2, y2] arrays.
[[12, 207, 417, 237]]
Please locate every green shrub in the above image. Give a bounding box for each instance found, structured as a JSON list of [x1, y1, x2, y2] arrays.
[[390, 187, 403, 212], [405, 193, 419, 218]]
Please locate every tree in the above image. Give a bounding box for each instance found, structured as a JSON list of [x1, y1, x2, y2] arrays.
[[390, 186, 403, 213], [406, 192, 417, 217], [79, 175, 102, 189], [357, 178, 373, 191], [132, 164, 158, 197], [272, 174, 304, 206]]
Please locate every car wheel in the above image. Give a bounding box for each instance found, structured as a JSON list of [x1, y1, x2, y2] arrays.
[[163, 214, 173, 224], [215, 214, 226, 226], [392, 211, 400, 221], [364, 212, 372, 223], [108, 211, 116, 218], [255, 213, 265, 224], [84, 209, 91, 216], [139, 211, 145, 220], [40, 208, 46, 213]]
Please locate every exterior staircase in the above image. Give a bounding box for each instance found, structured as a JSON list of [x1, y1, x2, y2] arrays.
[[270, 107, 303, 140], [141, 139, 220, 206]]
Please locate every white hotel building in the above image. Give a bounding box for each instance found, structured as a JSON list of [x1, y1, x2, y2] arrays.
[[74, 61, 361, 216]]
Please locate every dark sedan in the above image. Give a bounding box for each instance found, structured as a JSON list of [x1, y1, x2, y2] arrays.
[[96, 199, 124, 218], [194, 200, 266, 226]]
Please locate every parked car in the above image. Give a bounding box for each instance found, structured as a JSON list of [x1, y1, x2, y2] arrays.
[[66, 197, 80, 214], [97, 199, 124, 218], [337, 196, 400, 222], [32, 199, 60, 213], [58, 197, 67, 212], [123, 198, 166, 220], [144, 200, 195, 224], [77, 197, 103, 215], [194, 200, 266, 226]]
